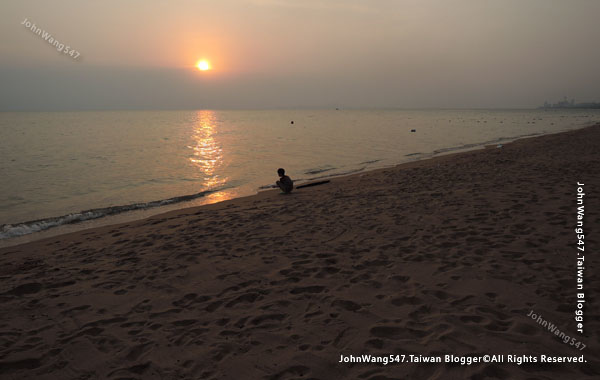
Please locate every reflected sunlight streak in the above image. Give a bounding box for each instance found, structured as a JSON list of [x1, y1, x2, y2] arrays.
[[188, 111, 230, 202]]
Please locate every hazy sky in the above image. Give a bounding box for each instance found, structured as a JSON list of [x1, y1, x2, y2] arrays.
[[1, 0, 599, 110]]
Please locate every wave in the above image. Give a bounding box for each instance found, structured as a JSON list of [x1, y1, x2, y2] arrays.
[[304, 166, 337, 175], [0, 189, 219, 239], [431, 132, 543, 156], [305, 166, 367, 181]]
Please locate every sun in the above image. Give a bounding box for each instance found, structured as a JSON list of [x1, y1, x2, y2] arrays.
[[196, 60, 211, 71]]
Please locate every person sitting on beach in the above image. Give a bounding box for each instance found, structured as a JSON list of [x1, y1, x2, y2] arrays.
[[276, 168, 294, 194]]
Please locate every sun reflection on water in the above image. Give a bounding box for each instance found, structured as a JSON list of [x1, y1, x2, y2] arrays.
[[188, 111, 229, 202]]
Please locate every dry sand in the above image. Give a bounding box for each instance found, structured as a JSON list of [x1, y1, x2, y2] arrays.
[[1, 125, 599, 379]]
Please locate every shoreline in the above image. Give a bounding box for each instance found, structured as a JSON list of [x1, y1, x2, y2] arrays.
[[0, 122, 589, 249], [1, 123, 599, 379]]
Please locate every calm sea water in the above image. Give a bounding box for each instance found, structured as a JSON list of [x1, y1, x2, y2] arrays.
[[1, 109, 599, 244]]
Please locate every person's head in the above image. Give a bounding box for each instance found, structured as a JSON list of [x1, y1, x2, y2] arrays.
[[277, 168, 285, 177]]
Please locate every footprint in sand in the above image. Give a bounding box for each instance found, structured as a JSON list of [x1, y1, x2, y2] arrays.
[[511, 322, 539, 336], [459, 315, 485, 324], [225, 292, 261, 308], [172, 293, 212, 308], [391, 296, 422, 306], [289, 286, 325, 294], [268, 365, 310, 380], [251, 313, 287, 326], [6, 282, 42, 296]]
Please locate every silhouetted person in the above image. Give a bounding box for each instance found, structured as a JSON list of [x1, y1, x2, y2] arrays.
[[276, 168, 293, 194]]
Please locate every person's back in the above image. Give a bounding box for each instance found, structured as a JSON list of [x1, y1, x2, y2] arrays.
[[276, 168, 293, 193]]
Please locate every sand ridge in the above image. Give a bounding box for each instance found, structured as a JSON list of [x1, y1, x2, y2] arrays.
[[1, 125, 599, 379]]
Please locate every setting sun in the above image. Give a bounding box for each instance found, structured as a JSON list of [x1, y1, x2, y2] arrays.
[[196, 60, 211, 71]]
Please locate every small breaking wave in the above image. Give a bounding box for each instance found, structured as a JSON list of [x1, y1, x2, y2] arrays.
[[360, 159, 382, 164], [431, 133, 543, 156], [0, 189, 219, 239], [304, 165, 337, 175]]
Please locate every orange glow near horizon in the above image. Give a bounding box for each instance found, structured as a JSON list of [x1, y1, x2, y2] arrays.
[[196, 59, 211, 71]]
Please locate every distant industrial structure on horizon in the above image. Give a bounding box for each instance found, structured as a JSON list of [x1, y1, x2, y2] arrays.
[[541, 97, 600, 109]]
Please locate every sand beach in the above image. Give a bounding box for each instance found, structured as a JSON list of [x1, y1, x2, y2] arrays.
[[1, 125, 599, 379]]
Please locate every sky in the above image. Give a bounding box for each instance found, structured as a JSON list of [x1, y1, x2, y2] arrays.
[[1, 0, 599, 110]]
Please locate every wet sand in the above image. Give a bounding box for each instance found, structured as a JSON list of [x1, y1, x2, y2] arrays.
[[1, 124, 599, 379]]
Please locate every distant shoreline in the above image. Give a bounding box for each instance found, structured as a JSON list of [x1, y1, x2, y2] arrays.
[[540, 106, 600, 110]]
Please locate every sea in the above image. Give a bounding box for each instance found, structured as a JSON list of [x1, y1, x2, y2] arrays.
[[1, 109, 599, 246]]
